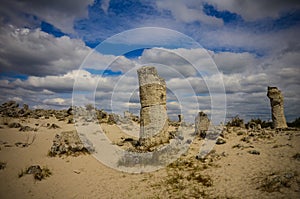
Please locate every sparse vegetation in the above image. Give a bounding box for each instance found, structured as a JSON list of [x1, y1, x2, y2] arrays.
[[226, 115, 244, 128], [255, 171, 299, 193], [246, 118, 272, 129], [18, 165, 52, 181], [287, 117, 300, 128], [150, 157, 215, 198]]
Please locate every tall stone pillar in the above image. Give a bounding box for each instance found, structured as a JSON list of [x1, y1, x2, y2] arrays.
[[267, 86, 288, 128], [195, 111, 210, 138], [137, 66, 169, 147]]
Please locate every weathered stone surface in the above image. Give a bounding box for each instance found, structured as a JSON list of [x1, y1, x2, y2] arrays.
[[49, 131, 93, 156], [195, 112, 210, 138], [178, 114, 183, 123], [8, 122, 21, 128], [19, 125, 35, 132], [267, 87, 288, 129], [137, 66, 169, 147]]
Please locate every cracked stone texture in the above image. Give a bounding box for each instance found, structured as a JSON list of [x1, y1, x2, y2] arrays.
[[137, 66, 169, 147], [267, 87, 288, 129], [195, 111, 210, 138]]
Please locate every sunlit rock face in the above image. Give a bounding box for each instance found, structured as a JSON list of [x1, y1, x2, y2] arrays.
[[137, 66, 169, 147], [267, 86, 288, 129]]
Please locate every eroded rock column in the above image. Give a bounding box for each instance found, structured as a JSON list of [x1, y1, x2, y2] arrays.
[[195, 111, 210, 138], [267, 86, 288, 128], [137, 66, 169, 148]]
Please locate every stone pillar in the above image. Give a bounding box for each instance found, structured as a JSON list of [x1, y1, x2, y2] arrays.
[[178, 114, 183, 123], [137, 66, 169, 147], [267, 86, 288, 128], [195, 111, 210, 138]]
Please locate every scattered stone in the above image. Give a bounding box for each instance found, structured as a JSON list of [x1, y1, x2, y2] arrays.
[[19, 125, 35, 132], [0, 101, 19, 117], [195, 111, 210, 138], [241, 136, 251, 143], [124, 111, 139, 122], [137, 66, 169, 148], [73, 169, 81, 174], [49, 131, 93, 156], [216, 137, 226, 145], [19, 165, 52, 181], [107, 114, 117, 125], [15, 142, 29, 148], [267, 87, 288, 129], [248, 150, 260, 155], [226, 115, 245, 128], [26, 165, 42, 175], [292, 153, 300, 161], [0, 162, 7, 170], [48, 123, 60, 129], [256, 171, 298, 192], [232, 144, 244, 149], [8, 122, 21, 128]]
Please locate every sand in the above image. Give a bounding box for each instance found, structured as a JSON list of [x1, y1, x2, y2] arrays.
[[0, 116, 299, 198]]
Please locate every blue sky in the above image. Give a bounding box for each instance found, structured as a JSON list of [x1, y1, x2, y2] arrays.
[[0, 0, 299, 123]]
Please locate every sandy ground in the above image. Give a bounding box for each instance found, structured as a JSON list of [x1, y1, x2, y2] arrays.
[[0, 116, 299, 199]]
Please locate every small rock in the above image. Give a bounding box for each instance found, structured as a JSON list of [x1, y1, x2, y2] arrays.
[[248, 150, 260, 155], [26, 165, 42, 175], [15, 142, 29, 148], [49, 131, 94, 156], [216, 137, 226, 145], [0, 162, 7, 170], [48, 123, 60, 129], [292, 153, 300, 161], [8, 122, 21, 128], [19, 126, 34, 132], [73, 170, 81, 174]]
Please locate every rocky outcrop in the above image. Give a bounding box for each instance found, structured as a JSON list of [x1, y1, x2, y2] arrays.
[[195, 112, 210, 138], [137, 66, 169, 148], [267, 87, 288, 129], [49, 131, 93, 156]]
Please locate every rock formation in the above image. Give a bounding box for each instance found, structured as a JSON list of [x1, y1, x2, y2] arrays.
[[195, 111, 210, 138], [267, 86, 288, 128], [137, 66, 169, 148], [49, 131, 94, 156]]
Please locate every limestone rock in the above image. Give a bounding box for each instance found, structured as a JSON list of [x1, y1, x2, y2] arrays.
[[8, 122, 21, 128], [0, 101, 20, 117], [267, 87, 288, 128], [195, 112, 210, 138], [19, 125, 35, 132], [137, 66, 169, 148], [49, 131, 93, 156]]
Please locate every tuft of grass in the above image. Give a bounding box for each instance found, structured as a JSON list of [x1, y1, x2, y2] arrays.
[[254, 171, 298, 193]]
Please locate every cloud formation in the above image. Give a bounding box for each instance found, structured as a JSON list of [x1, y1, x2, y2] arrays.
[[0, 0, 299, 123], [0, 25, 90, 76]]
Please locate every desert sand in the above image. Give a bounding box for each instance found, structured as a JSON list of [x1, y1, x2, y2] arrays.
[[0, 114, 299, 199]]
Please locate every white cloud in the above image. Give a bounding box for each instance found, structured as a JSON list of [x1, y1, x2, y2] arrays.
[[8, 96, 22, 102], [43, 98, 67, 106], [0, 0, 94, 33], [156, 0, 223, 26], [0, 25, 91, 76], [0, 47, 299, 123], [207, 0, 300, 21]]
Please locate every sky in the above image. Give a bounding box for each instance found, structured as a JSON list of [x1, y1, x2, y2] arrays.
[[0, 0, 299, 123]]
